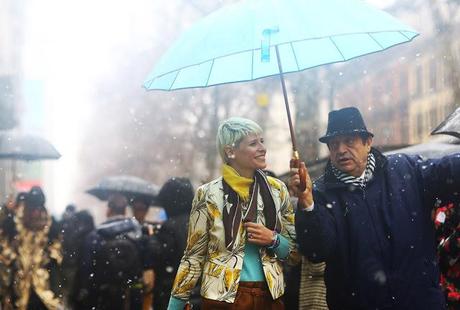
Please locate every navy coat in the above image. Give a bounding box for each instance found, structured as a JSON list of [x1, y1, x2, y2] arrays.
[[296, 149, 460, 310]]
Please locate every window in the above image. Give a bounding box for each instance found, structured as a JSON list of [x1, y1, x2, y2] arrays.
[[385, 78, 392, 95], [429, 59, 437, 92], [443, 61, 451, 88], [399, 71, 408, 99], [417, 113, 424, 139], [430, 106, 437, 130], [372, 86, 381, 104], [415, 65, 423, 97]]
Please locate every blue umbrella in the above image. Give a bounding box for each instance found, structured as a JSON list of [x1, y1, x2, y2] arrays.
[[144, 0, 418, 157]]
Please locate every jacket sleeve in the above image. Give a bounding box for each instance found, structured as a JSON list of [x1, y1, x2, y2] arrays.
[[295, 191, 337, 263], [170, 185, 210, 301], [413, 154, 460, 206]]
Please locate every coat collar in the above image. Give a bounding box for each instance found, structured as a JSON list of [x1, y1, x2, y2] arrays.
[[315, 147, 387, 192]]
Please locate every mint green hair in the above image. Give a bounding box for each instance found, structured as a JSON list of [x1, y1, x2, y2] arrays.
[[216, 117, 263, 162]]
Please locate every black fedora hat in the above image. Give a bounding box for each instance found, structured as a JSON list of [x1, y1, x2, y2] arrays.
[[319, 107, 373, 143]]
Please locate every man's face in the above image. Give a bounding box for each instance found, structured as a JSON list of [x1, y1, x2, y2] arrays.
[[132, 201, 149, 222], [328, 134, 372, 177]]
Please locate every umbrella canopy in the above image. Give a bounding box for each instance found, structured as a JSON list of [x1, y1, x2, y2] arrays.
[[0, 132, 61, 161], [87, 175, 160, 203], [144, 0, 417, 159], [431, 107, 460, 139], [144, 0, 418, 91]]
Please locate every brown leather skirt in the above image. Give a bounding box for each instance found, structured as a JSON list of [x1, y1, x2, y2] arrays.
[[201, 281, 284, 310]]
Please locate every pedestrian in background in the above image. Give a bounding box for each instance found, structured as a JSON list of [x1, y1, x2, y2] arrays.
[[432, 196, 460, 309], [61, 208, 95, 309], [146, 177, 197, 310], [0, 186, 63, 310], [76, 193, 144, 310]]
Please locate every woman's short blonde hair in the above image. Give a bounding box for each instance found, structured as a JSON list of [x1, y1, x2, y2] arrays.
[[216, 117, 263, 162]]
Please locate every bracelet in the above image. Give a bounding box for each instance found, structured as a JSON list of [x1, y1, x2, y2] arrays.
[[267, 231, 280, 250]]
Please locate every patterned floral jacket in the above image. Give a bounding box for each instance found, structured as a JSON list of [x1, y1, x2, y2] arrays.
[[171, 176, 298, 303], [0, 206, 63, 310]]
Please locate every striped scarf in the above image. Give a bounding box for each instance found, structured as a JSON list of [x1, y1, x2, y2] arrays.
[[331, 152, 375, 189]]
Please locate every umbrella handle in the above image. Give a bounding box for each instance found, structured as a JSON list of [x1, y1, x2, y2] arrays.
[[290, 151, 307, 192]]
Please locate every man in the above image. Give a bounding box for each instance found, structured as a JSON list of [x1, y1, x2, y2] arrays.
[[130, 197, 150, 224], [128, 196, 159, 310], [129, 196, 161, 235], [290, 107, 458, 309], [76, 193, 145, 310]]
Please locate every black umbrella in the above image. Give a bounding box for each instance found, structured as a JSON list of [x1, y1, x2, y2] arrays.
[[431, 107, 460, 139], [86, 175, 160, 203], [0, 132, 61, 193], [0, 132, 61, 160]]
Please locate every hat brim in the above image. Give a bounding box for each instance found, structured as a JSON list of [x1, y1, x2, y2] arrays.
[[319, 130, 374, 143]]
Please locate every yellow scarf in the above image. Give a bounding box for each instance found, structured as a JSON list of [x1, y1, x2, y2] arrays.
[[222, 164, 254, 201], [221, 164, 281, 201]]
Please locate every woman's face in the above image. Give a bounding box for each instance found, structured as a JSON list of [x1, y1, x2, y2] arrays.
[[229, 133, 267, 177]]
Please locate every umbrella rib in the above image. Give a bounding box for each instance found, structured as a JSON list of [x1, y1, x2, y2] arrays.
[[289, 42, 300, 71], [144, 78, 154, 90], [205, 59, 215, 87], [169, 71, 181, 91], [398, 31, 411, 40], [367, 33, 384, 49], [328, 37, 346, 61]]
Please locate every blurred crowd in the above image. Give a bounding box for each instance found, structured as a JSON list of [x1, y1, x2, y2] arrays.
[[0, 177, 198, 310]]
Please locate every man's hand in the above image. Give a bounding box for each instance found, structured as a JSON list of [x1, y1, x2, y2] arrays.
[[288, 162, 314, 209], [244, 222, 275, 246]]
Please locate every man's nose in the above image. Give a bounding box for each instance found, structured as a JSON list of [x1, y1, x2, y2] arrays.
[[336, 142, 347, 154]]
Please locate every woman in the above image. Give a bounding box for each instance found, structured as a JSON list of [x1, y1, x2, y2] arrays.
[[0, 186, 63, 310], [168, 117, 298, 310]]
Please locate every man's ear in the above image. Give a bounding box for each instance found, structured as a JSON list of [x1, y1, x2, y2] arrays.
[[366, 136, 373, 150]]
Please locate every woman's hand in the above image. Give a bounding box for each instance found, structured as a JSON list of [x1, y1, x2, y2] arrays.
[[288, 162, 313, 208], [244, 222, 275, 246]]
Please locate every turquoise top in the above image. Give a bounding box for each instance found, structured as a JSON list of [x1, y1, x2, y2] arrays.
[[167, 235, 289, 310], [239, 242, 266, 281]]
